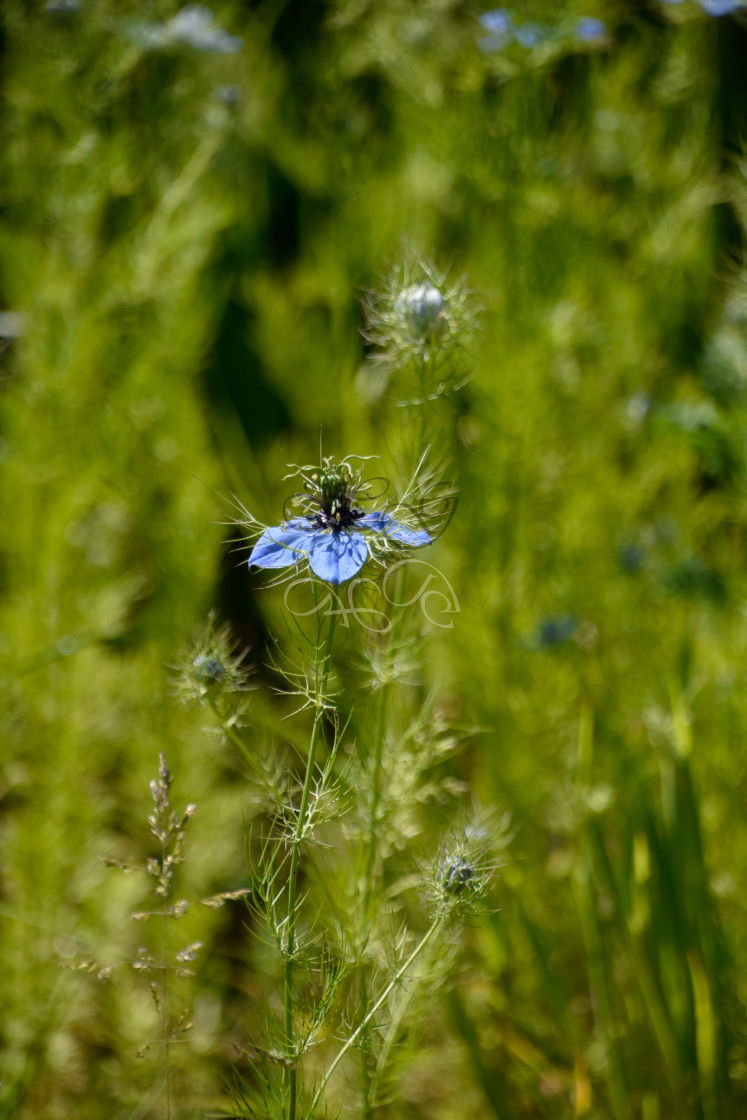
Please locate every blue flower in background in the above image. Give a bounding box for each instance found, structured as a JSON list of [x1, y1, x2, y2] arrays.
[[45, 0, 81, 14], [168, 5, 242, 51], [538, 615, 578, 647], [249, 459, 431, 585], [129, 4, 242, 53], [574, 17, 607, 39], [700, 0, 739, 15], [478, 10, 555, 52], [515, 20, 548, 46], [479, 8, 514, 50], [526, 614, 578, 650], [618, 542, 645, 574], [213, 85, 243, 106], [626, 392, 651, 424], [480, 8, 513, 34]]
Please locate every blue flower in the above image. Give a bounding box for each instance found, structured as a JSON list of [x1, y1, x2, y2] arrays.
[[213, 85, 242, 105], [478, 8, 514, 50], [515, 20, 548, 46], [45, 0, 81, 14], [168, 5, 242, 51], [527, 614, 578, 650], [700, 0, 739, 14], [479, 8, 513, 34], [128, 4, 242, 53], [574, 17, 607, 40], [618, 542, 645, 574], [248, 460, 431, 585]]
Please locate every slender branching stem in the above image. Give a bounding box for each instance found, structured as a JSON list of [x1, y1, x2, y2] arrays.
[[374, 930, 435, 1091], [415, 348, 430, 455], [361, 682, 389, 928], [358, 563, 408, 1117], [360, 559, 408, 927], [284, 612, 338, 1120], [207, 696, 265, 780], [307, 918, 443, 1120], [357, 968, 372, 1119], [161, 831, 172, 1120], [358, 682, 388, 1119]]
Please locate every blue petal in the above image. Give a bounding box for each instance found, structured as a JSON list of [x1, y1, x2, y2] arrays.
[[479, 8, 513, 34], [574, 16, 607, 39], [701, 0, 738, 13], [249, 522, 313, 569], [358, 510, 432, 547], [384, 518, 432, 547], [516, 21, 547, 46], [307, 530, 368, 584], [356, 511, 389, 531]]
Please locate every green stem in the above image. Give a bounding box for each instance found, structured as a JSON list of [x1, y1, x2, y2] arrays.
[[360, 683, 389, 927], [374, 925, 439, 1094], [415, 349, 429, 460], [574, 710, 628, 1120], [358, 967, 372, 1120], [308, 919, 442, 1120], [360, 561, 408, 926], [207, 697, 264, 780], [358, 690, 388, 1116], [161, 834, 171, 1120], [284, 613, 337, 1120], [358, 561, 407, 1117]]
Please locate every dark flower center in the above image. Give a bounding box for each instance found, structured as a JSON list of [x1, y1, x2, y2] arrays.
[[313, 491, 365, 531], [297, 463, 367, 531]]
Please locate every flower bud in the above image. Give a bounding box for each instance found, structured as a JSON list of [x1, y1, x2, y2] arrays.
[[397, 283, 447, 342], [192, 655, 226, 683], [438, 856, 473, 895], [173, 616, 252, 706]]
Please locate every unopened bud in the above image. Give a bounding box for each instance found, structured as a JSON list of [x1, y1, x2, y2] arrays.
[[397, 283, 447, 342], [438, 856, 473, 895], [192, 655, 225, 683]]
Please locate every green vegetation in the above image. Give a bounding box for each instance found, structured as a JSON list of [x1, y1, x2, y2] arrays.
[[2, 2, 747, 1117]]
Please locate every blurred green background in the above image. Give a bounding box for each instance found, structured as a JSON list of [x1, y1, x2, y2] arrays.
[[3, 1, 747, 1117]]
